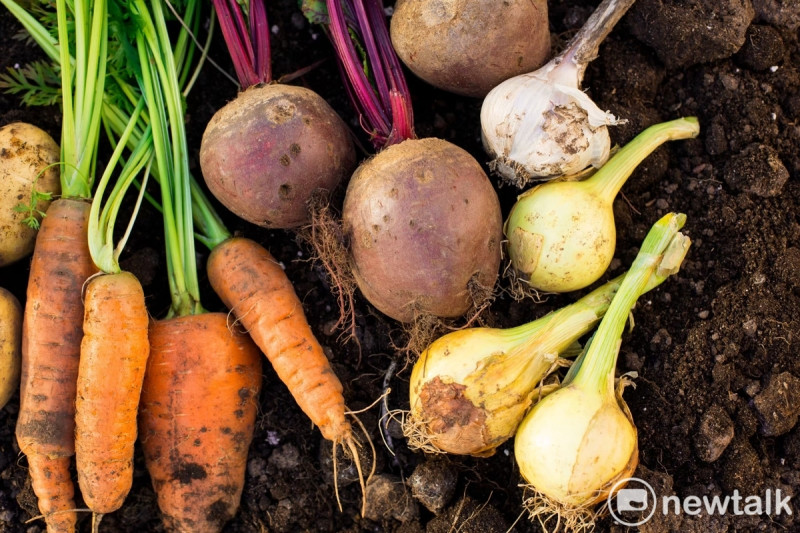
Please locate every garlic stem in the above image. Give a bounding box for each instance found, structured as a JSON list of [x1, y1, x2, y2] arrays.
[[559, 0, 638, 81], [586, 117, 700, 203], [570, 213, 690, 394]]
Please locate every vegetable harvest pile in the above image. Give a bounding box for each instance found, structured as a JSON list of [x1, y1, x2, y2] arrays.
[[3, 1, 800, 533]]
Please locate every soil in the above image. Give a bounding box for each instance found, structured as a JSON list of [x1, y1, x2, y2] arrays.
[[2, 0, 800, 532]]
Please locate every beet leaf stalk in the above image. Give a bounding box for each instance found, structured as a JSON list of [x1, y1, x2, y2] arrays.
[[211, 0, 271, 87], [302, 0, 414, 149]]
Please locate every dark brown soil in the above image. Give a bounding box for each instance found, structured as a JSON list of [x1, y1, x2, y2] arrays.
[[2, 0, 800, 532]]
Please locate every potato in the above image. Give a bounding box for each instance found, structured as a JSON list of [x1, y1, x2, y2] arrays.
[[200, 84, 356, 229], [0, 287, 22, 409], [342, 137, 502, 323], [390, 0, 551, 98], [0, 122, 60, 267]]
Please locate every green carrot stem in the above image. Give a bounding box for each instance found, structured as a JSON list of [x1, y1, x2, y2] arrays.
[[0, 0, 230, 251], [55, 0, 108, 198], [87, 98, 148, 273]]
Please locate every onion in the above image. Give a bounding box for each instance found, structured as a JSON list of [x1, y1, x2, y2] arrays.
[[480, 0, 636, 187], [504, 117, 699, 293], [405, 249, 688, 457], [514, 212, 690, 529]]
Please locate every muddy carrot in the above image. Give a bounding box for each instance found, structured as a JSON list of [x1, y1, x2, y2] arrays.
[[75, 273, 149, 524], [207, 236, 370, 510], [208, 237, 351, 443], [14, 0, 109, 529], [139, 313, 262, 532], [16, 199, 96, 533], [131, 3, 262, 531]]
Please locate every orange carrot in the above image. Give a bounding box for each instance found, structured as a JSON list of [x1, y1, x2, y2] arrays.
[[207, 237, 370, 508], [16, 198, 97, 533], [74, 271, 149, 527], [138, 313, 262, 533]]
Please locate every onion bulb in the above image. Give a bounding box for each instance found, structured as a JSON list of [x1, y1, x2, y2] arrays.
[[514, 212, 690, 528], [405, 222, 690, 457], [504, 117, 699, 293], [480, 0, 636, 187]]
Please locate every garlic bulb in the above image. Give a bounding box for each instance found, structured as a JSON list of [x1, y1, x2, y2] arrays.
[[481, 0, 636, 188]]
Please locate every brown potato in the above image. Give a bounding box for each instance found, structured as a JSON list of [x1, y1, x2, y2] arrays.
[[342, 137, 502, 323], [200, 84, 356, 229], [390, 0, 550, 98], [0, 122, 60, 266], [0, 287, 22, 409]]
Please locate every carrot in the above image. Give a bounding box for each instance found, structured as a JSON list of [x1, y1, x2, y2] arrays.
[[15, 0, 108, 527], [16, 198, 96, 533], [138, 313, 262, 533], [129, 3, 263, 531], [74, 271, 149, 527], [207, 236, 371, 508]]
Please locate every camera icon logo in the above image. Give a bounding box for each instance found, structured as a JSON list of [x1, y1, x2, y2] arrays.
[[608, 477, 657, 526], [617, 488, 649, 512]]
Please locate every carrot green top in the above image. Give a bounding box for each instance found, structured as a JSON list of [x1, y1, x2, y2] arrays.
[[57, 0, 107, 199]]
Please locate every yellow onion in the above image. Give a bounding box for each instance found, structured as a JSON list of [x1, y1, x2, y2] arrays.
[[514, 212, 690, 527], [504, 117, 699, 293], [405, 222, 689, 457]]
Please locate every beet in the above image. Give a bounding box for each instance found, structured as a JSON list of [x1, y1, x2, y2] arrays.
[[200, 84, 356, 229], [390, 0, 550, 98], [342, 137, 502, 323]]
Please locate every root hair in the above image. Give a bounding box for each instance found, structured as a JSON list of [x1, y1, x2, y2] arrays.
[[520, 485, 600, 533]]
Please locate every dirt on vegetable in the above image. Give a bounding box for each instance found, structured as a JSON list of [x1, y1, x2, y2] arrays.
[[2, 0, 800, 532]]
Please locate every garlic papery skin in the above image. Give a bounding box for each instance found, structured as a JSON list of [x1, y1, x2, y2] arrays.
[[480, 0, 637, 188], [481, 60, 620, 187]]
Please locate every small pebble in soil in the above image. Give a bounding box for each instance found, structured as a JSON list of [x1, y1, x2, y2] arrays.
[[408, 458, 458, 513], [723, 143, 790, 198], [742, 318, 758, 337], [753, 371, 800, 436], [694, 403, 735, 462], [721, 439, 765, 494], [425, 495, 508, 533], [624, 351, 644, 373], [364, 474, 418, 523], [269, 443, 300, 470]]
